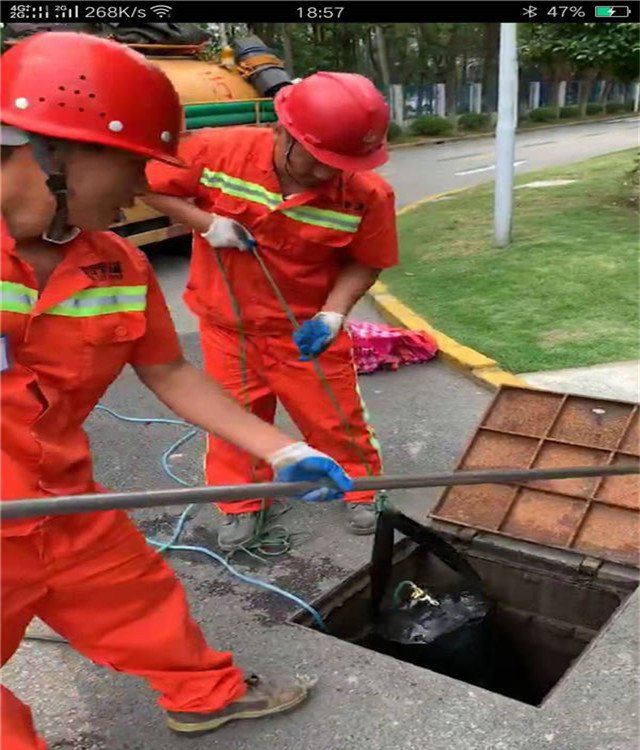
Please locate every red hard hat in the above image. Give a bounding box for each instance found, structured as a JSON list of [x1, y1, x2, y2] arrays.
[[274, 72, 390, 172], [1, 32, 183, 165]]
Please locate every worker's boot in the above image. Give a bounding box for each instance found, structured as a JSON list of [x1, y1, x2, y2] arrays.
[[346, 502, 377, 535], [217, 511, 260, 551], [166, 673, 310, 735]]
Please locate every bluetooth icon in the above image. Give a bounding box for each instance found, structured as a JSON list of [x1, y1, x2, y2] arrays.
[[522, 5, 538, 17]]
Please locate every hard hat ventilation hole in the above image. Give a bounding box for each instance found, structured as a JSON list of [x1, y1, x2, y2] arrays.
[[59, 86, 66, 91], [39, 97, 46, 102], [58, 102, 66, 108], [79, 75, 87, 80], [14, 98, 29, 110], [79, 108, 85, 113], [74, 90, 81, 95], [89, 94, 96, 99], [99, 112, 106, 118]]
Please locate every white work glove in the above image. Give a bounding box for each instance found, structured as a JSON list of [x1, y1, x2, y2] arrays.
[[201, 215, 256, 252], [268, 442, 353, 502], [293, 312, 346, 361]]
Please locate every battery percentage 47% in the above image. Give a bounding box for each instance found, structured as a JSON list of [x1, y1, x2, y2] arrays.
[[547, 5, 586, 16]]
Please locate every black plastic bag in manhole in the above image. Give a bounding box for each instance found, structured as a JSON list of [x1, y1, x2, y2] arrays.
[[368, 510, 496, 688]]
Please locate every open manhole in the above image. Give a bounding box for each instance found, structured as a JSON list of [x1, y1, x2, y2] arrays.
[[291, 388, 640, 707]]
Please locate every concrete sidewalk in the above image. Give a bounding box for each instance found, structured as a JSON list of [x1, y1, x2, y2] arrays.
[[521, 360, 640, 403]]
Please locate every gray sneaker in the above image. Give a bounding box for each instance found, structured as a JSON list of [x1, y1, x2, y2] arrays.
[[166, 673, 310, 735], [217, 511, 260, 551], [346, 502, 377, 535]]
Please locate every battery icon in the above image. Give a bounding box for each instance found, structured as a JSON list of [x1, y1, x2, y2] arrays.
[[595, 5, 632, 16]]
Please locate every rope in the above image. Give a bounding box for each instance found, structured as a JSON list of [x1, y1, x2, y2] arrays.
[[209, 248, 296, 558], [96, 406, 324, 624], [252, 248, 379, 479]]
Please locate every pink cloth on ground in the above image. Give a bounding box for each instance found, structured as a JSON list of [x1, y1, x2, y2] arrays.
[[348, 320, 438, 374]]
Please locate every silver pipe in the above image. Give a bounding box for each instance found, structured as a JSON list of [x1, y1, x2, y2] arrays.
[[1, 465, 637, 520]]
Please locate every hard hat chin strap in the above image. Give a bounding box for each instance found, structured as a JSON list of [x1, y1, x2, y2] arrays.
[[282, 134, 301, 184], [29, 135, 80, 245]]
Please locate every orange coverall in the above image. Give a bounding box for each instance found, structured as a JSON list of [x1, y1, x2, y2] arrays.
[[0, 222, 245, 749], [147, 126, 399, 514]]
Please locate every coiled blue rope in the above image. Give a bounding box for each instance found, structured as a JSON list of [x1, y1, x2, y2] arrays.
[[95, 404, 327, 630]]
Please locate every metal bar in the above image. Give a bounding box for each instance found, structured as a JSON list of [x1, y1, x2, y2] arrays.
[[1, 465, 637, 521]]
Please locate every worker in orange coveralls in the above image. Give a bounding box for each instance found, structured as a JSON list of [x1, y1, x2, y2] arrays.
[[1, 33, 354, 749], [145, 71, 399, 551]]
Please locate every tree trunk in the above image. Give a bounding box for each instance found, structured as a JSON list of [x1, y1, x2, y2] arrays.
[[356, 35, 371, 77], [445, 57, 458, 118], [217, 23, 229, 47], [549, 66, 563, 118], [578, 68, 598, 116], [248, 23, 275, 46], [444, 27, 460, 119], [481, 23, 499, 112], [374, 25, 392, 89], [280, 24, 294, 76], [601, 80, 613, 105]]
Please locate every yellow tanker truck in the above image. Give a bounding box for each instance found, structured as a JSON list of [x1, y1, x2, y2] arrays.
[[110, 36, 290, 248]]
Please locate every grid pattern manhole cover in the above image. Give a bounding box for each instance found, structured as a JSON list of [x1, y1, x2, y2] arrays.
[[431, 387, 640, 566]]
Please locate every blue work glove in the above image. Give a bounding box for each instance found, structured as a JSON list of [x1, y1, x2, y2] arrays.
[[268, 442, 353, 502], [201, 215, 256, 252], [293, 312, 345, 361]]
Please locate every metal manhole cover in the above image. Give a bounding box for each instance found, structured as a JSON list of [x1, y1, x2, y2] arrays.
[[431, 386, 640, 566]]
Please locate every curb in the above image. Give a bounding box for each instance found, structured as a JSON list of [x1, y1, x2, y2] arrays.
[[369, 188, 529, 390], [387, 112, 638, 152]]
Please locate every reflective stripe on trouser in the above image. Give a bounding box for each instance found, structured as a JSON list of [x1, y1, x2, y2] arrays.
[[1, 508, 246, 745], [199, 324, 382, 514]]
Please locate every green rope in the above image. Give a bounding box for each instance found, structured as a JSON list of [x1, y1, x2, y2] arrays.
[[210, 244, 390, 558], [213, 249, 296, 559]]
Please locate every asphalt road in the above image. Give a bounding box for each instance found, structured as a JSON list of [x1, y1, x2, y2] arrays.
[[379, 115, 639, 207], [3, 117, 638, 750]]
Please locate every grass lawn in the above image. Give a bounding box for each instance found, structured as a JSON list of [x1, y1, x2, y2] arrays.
[[386, 149, 639, 373]]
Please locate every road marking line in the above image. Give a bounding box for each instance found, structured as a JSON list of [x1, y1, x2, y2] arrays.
[[521, 140, 556, 148], [455, 160, 526, 176], [437, 152, 485, 162]]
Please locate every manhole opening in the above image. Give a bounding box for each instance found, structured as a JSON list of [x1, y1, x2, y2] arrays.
[[291, 533, 638, 707]]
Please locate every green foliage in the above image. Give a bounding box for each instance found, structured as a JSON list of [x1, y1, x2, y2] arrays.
[[387, 122, 405, 141], [586, 102, 604, 115], [624, 101, 636, 112], [605, 102, 627, 114], [520, 23, 640, 81], [410, 115, 454, 136], [457, 112, 492, 131], [529, 107, 558, 122], [559, 105, 580, 119]]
